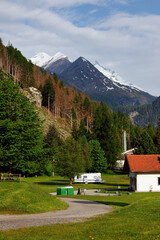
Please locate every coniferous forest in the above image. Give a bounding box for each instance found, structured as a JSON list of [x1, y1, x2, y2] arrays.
[[0, 39, 160, 182]]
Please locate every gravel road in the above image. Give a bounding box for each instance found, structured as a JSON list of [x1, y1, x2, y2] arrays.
[[0, 198, 113, 230]]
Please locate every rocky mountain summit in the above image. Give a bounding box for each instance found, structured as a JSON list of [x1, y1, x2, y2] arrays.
[[31, 52, 155, 108]]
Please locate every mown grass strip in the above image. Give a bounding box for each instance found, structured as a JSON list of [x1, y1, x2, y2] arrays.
[[0, 181, 67, 214]]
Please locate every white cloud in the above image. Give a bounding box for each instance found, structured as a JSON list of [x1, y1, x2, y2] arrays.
[[5, 0, 105, 9], [114, 0, 129, 4], [4, 0, 127, 10], [0, 0, 160, 96], [89, 9, 98, 14]]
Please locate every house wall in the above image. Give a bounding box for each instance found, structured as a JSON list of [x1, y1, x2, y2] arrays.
[[137, 173, 160, 192]]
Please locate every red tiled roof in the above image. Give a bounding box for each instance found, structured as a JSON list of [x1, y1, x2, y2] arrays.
[[126, 155, 160, 172]]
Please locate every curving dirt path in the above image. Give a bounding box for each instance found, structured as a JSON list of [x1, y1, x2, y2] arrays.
[[0, 198, 113, 230]]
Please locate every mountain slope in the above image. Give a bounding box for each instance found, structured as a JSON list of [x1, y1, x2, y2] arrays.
[[44, 56, 72, 75], [118, 97, 160, 127], [30, 53, 155, 108], [94, 61, 142, 91], [0, 43, 93, 137], [58, 57, 155, 108], [31, 52, 72, 75]]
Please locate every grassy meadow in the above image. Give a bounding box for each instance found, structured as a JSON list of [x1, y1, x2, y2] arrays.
[[0, 179, 67, 214], [0, 173, 160, 240]]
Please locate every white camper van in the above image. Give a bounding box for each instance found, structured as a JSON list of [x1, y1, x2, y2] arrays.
[[74, 173, 102, 183]]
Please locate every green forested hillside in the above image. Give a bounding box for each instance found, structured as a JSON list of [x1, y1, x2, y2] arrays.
[[117, 96, 160, 127], [1, 39, 160, 179], [1, 68, 160, 178]]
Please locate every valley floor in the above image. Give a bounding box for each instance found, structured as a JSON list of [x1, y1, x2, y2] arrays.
[[0, 198, 113, 230], [0, 174, 160, 240]]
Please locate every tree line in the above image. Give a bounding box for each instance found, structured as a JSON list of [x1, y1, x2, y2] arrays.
[[117, 96, 160, 128], [1, 68, 160, 183], [53, 102, 160, 183]]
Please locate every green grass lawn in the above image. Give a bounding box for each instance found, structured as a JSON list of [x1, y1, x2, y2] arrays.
[[27, 172, 129, 193], [0, 173, 160, 240], [0, 180, 67, 214]]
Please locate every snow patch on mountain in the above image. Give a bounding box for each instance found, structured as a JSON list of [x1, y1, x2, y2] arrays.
[[45, 52, 67, 67], [31, 52, 72, 68], [94, 61, 142, 92], [81, 57, 87, 62], [30, 52, 52, 67]]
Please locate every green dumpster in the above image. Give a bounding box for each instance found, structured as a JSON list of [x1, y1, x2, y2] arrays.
[[57, 187, 67, 195], [66, 186, 74, 195]]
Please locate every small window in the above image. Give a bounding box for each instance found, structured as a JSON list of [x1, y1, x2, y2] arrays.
[[158, 177, 160, 185]]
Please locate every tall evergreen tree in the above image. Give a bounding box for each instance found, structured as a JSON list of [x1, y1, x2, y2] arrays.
[[92, 104, 121, 168], [78, 119, 87, 138], [78, 136, 91, 172], [83, 96, 90, 111], [44, 124, 62, 151], [42, 77, 55, 111], [89, 140, 107, 173], [156, 118, 160, 153], [71, 107, 77, 120], [71, 122, 78, 140], [53, 73, 58, 84], [135, 129, 157, 154], [145, 123, 156, 142], [0, 69, 47, 175]]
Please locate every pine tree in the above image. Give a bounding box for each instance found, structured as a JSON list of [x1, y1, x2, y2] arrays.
[[83, 96, 90, 111], [89, 140, 107, 173], [78, 136, 91, 172], [53, 73, 58, 84], [0, 69, 47, 175], [44, 124, 62, 150], [92, 104, 121, 168], [71, 121, 78, 140], [135, 129, 157, 154], [156, 118, 160, 153], [71, 107, 77, 120], [78, 119, 87, 138], [145, 123, 156, 142], [42, 77, 55, 111]]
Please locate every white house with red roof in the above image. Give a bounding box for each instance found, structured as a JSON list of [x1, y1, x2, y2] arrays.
[[125, 155, 160, 192]]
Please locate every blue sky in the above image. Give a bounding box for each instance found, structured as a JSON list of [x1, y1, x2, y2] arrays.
[[52, 0, 160, 27], [0, 0, 160, 96]]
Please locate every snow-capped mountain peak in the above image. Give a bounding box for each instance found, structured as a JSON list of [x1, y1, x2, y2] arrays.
[[44, 52, 68, 68], [30, 52, 52, 67], [50, 52, 66, 63], [35, 52, 72, 75], [30, 52, 71, 68], [94, 61, 142, 91], [30, 51, 154, 107]]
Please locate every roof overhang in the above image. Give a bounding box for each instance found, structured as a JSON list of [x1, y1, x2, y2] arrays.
[[130, 171, 160, 174]]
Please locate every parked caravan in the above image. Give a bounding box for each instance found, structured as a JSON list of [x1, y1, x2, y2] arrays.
[[74, 173, 102, 183]]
